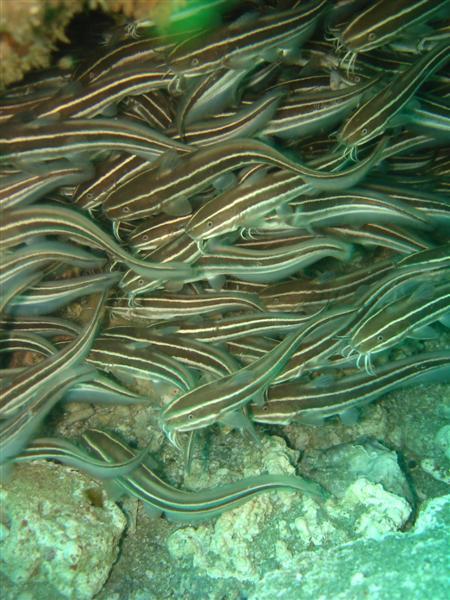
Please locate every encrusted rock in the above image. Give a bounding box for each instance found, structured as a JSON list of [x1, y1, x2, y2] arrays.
[[0, 462, 126, 599]]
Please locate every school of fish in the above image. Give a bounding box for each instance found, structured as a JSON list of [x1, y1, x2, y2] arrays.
[[0, 0, 449, 520]]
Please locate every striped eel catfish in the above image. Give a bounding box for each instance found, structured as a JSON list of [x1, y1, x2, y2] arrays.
[[211, 306, 359, 383], [196, 236, 354, 284], [5, 272, 121, 317], [73, 154, 151, 212], [0, 269, 46, 315], [395, 242, 450, 272], [32, 68, 174, 121], [101, 326, 240, 378], [160, 311, 331, 442], [290, 190, 434, 231], [75, 39, 161, 84], [347, 281, 450, 373], [185, 169, 311, 242], [102, 136, 386, 221], [81, 429, 327, 522], [0, 331, 57, 359], [325, 223, 436, 255], [175, 67, 249, 133], [0, 160, 94, 210], [0, 117, 190, 164], [185, 138, 394, 242], [109, 290, 264, 321], [272, 257, 450, 381], [175, 89, 285, 146], [0, 290, 107, 419], [407, 94, 450, 140], [226, 336, 277, 365], [363, 179, 450, 228], [251, 349, 450, 426], [338, 41, 450, 152], [120, 90, 175, 130], [0, 315, 82, 338], [260, 260, 394, 312], [63, 378, 146, 406], [339, 0, 449, 55], [167, 0, 327, 77], [14, 437, 150, 480], [0, 91, 56, 125], [0, 205, 193, 282], [236, 230, 316, 251], [0, 241, 106, 290], [150, 311, 317, 343], [274, 305, 360, 383], [261, 76, 378, 140], [0, 364, 96, 466], [87, 338, 197, 394], [128, 214, 191, 252], [119, 234, 201, 298]]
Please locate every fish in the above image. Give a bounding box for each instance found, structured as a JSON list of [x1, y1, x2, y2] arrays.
[[251, 349, 450, 425], [81, 428, 328, 521]]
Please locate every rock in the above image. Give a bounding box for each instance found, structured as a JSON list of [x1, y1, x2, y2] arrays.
[[166, 436, 413, 584], [250, 494, 450, 600], [301, 438, 414, 502], [0, 462, 127, 600]]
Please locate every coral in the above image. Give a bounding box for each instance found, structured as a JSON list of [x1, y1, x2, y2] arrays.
[[0, 0, 84, 87], [0, 0, 186, 87], [90, 0, 187, 23]]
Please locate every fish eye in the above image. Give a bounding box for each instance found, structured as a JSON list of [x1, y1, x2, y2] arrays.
[[188, 413, 194, 420], [191, 58, 199, 67], [138, 278, 144, 285], [207, 221, 213, 228], [362, 128, 368, 135], [86, 192, 93, 200], [377, 334, 384, 341], [123, 206, 130, 213], [368, 32, 376, 42], [142, 234, 148, 241]]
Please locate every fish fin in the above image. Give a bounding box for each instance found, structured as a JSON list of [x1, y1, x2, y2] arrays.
[[142, 502, 163, 519], [100, 103, 118, 117], [158, 150, 182, 173], [125, 341, 150, 350], [410, 282, 435, 301], [297, 414, 326, 426], [439, 313, 450, 328], [220, 409, 260, 444], [207, 275, 226, 291], [0, 462, 14, 483], [164, 197, 192, 216], [339, 407, 360, 426], [251, 390, 266, 406], [229, 11, 258, 30], [276, 203, 294, 223], [213, 172, 237, 192], [312, 374, 335, 388], [183, 431, 197, 476], [103, 480, 126, 502], [164, 280, 185, 292], [409, 324, 439, 340]]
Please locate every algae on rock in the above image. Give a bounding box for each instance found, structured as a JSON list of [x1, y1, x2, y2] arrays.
[[0, 461, 126, 599]]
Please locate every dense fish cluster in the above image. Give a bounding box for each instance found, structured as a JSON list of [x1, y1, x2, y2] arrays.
[[1, 0, 449, 520]]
